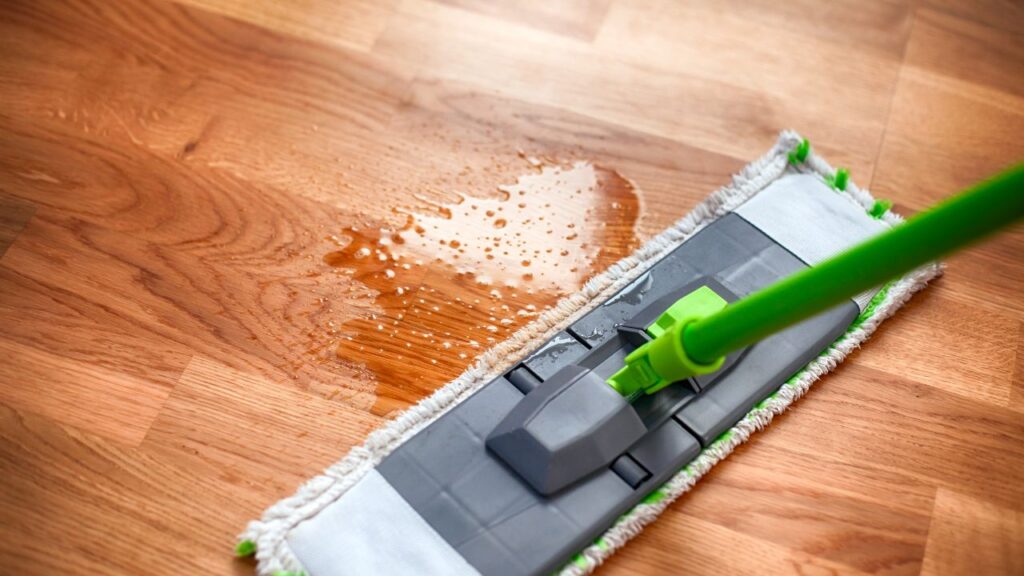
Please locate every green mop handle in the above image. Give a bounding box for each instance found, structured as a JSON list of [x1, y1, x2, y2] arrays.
[[684, 163, 1024, 364]]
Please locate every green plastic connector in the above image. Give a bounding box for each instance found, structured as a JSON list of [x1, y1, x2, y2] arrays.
[[234, 539, 256, 557], [869, 198, 892, 219], [826, 167, 849, 191], [788, 138, 810, 165], [607, 286, 728, 396]]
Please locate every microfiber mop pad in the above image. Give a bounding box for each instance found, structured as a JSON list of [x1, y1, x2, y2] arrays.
[[239, 131, 942, 575]]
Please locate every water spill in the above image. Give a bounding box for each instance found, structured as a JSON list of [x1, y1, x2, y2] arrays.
[[322, 158, 643, 416], [530, 333, 581, 363], [604, 272, 654, 308]]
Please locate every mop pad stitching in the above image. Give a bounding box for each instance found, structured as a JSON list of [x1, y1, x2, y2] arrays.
[[241, 131, 938, 576]]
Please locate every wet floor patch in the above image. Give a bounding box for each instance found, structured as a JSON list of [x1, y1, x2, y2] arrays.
[[320, 158, 644, 415]]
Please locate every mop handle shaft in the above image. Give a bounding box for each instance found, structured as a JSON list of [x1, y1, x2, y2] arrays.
[[684, 163, 1024, 364]]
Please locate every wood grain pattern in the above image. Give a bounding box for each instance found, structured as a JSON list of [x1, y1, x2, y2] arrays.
[[921, 489, 1024, 576], [173, 0, 398, 52], [1013, 323, 1024, 411], [0, 0, 1021, 574], [0, 194, 35, 257]]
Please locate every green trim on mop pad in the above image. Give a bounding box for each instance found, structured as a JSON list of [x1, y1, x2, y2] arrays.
[[241, 131, 941, 576]]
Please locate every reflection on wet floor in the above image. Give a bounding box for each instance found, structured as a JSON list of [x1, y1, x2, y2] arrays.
[[320, 158, 644, 415]]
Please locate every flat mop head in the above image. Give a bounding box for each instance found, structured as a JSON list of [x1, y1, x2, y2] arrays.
[[239, 132, 943, 576]]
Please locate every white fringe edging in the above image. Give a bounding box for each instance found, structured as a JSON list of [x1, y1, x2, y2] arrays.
[[241, 131, 942, 575]]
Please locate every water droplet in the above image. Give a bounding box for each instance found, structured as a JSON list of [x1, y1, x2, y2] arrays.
[[493, 218, 507, 229]]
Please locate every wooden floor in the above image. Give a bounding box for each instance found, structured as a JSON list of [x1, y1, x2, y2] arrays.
[[1, 0, 1022, 574]]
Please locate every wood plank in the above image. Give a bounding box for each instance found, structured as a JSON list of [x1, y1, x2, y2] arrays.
[[853, 288, 1018, 407], [1014, 322, 1024, 412], [0, 193, 36, 258], [922, 0, 1024, 35], [901, 8, 1024, 99], [0, 336, 176, 446], [167, 0, 398, 53], [1007, 319, 1024, 409], [602, 510, 872, 576], [0, 404, 256, 575], [676, 459, 932, 575], [921, 489, 1024, 575], [429, 0, 612, 42], [769, 362, 1024, 511], [143, 356, 383, 492]]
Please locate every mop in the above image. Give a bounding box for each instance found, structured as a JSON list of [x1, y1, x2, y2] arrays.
[[237, 131, 1023, 576]]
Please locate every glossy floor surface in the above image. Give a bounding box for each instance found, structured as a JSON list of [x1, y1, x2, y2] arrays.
[[1, 0, 1022, 574]]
